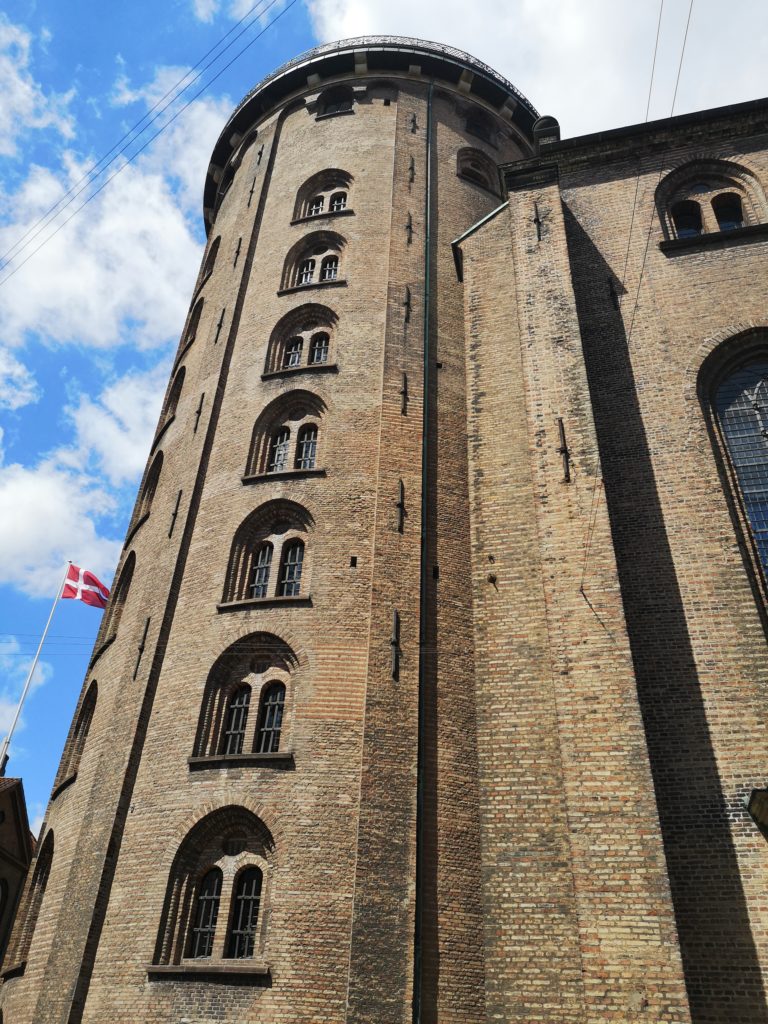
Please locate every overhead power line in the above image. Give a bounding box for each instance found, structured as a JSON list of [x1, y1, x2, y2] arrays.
[[0, 0, 299, 289]]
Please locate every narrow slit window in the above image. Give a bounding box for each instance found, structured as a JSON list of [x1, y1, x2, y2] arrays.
[[249, 544, 273, 599], [277, 540, 304, 597], [320, 255, 338, 282], [295, 425, 318, 470], [226, 867, 263, 959], [256, 683, 285, 753], [309, 332, 329, 365], [188, 869, 222, 959], [268, 428, 290, 473], [221, 686, 251, 755]]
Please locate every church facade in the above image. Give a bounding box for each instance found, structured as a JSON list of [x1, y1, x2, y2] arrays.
[[2, 35, 768, 1024]]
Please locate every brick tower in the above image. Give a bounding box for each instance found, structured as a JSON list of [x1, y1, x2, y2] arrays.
[[4, 33, 768, 1024]]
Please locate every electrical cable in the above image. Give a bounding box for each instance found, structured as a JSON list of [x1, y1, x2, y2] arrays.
[[0, 0, 276, 274]]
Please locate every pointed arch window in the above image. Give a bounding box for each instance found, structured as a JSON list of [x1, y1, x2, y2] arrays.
[[256, 683, 285, 753], [277, 541, 304, 597], [227, 867, 263, 959], [249, 543, 273, 599], [221, 686, 251, 755], [188, 868, 222, 959]]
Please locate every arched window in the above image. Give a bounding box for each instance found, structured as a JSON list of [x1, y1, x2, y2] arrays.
[[249, 543, 273, 599], [137, 451, 163, 524], [281, 231, 346, 291], [295, 425, 318, 470], [293, 170, 353, 221], [223, 500, 312, 604], [227, 867, 263, 958], [713, 192, 744, 231], [101, 553, 134, 641], [319, 85, 354, 117], [245, 391, 326, 479], [277, 540, 304, 597], [309, 332, 329, 365], [465, 109, 497, 145], [192, 633, 297, 761], [153, 806, 274, 968], [183, 299, 204, 348], [320, 254, 338, 281], [220, 686, 251, 755], [268, 428, 290, 473], [671, 200, 702, 239], [264, 304, 338, 376], [160, 367, 185, 430], [256, 683, 285, 753], [188, 868, 222, 958], [203, 236, 221, 279], [457, 148, 500, 196], [658, 159, 766, 240], [713, 357, 768, 578], [59, 681, 97, 784], [11, 830, 54, 965]]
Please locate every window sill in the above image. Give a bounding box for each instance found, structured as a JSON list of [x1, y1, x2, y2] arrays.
[[242, 468, 326, 485], [290, 208, 355, 226], [277, 279, 347, 297], [51, 772, 77, 801], [150, 415, 175, 455], [88, 633, 116, 671], [188, 750, 294, 770], [660, 221, 768, 253], [217, 596, 312, 613], [315, 109, 355, 121], [261, 363, 338, 382], [1, 960, 26, 981], [123, 512, 150, 549], [147, 962, 270, 981]]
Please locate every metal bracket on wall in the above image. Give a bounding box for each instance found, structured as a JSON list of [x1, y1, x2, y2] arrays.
[[247, 177, 257, 207], [410, 113, 418, 133], [193, 393, 205, 434], [406, 213, 413, 244], [396, 479, 406, 532], [390, 609, 401, 680], [233, 237, 242, 267], [533, 201, 543, 241], [556, 418, 572, 483], [409, 155, 415, 183], [213, 308, 226, 345], [400, 372, 409, 414], [169, 490, 183, 537], [403, 285, 412, 323]]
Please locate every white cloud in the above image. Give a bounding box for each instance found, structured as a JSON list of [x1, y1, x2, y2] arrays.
[[67, 362, 168, 486], [304, 0, 768, 137], [0, 636, 53, 695], [0, 348, 38, 410], [193, 0, 221, 21], [0, 14, 74, 157]]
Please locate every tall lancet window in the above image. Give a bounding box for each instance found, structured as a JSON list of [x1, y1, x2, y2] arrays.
[[714, 359, 768, 577]]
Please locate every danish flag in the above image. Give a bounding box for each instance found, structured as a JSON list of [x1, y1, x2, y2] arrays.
[[62, 564, 110, 610]]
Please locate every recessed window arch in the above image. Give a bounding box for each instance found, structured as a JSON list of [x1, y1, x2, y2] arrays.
[[57, 680, 97, 786], [264, 304, 338, 376], [136, 451, 163, 524], [159, 367, 185, 432], [464, 108, 498, 146], [222, 499, 313, 604], [281, 231, 346, 291], [318, 85, 354, 117], [245, 390, 326, 479], [203, 236, 221, 279], [701, 333, 768, 608], [102, 551, 135, 640], [193, 632, 298, 761], [658, 159, 767, 240], [183, 299, 204, 349], [153, 806, 275, 967], [11, 829, 54, 966], [293, 169, 353, 222], [457, 147, 500, 196]]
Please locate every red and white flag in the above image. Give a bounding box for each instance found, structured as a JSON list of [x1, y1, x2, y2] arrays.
[[62, 564, 110, 609]]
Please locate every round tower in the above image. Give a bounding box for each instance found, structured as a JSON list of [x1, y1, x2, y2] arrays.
[[1, 37, 537, 1024]]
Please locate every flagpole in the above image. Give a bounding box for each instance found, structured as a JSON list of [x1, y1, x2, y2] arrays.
[[0, 561, 71, 776]]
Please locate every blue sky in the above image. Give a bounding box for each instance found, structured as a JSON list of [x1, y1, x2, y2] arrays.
[[0, 0, 766, 833]]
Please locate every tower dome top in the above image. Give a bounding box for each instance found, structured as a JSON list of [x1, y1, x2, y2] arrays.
[[204, 35, 539, 220]]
